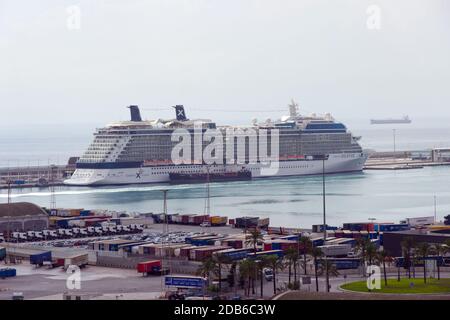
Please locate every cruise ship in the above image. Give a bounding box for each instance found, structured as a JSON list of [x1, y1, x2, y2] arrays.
[[65, 101, 368, 186]]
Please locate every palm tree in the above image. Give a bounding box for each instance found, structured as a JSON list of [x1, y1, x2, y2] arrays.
[[246, 229, 263, 254], [318, 259, 339, 292], [284, 247, 299, 287], [257, 256, 271, 298], [416, 242, 431, 283], [355, 238, 371, 276], [401, 237, 415, 278], [238, 259, 258, 296], [284, 247, 295, 285], [266, 255, 284, 295], [213, 253, 232, 294], [432, 244, 445, 280], [377, 249, 391, 287], [298, 236, 312, 275], [364, 242, 378, 267], [197, 257, 216, 286], [310, 247, 324, 292]]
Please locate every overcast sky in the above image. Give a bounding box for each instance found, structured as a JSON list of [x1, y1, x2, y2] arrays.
[[1, 0, 449, 126]]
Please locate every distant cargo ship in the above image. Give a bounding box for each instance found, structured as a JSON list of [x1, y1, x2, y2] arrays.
[[370, 116, 411, 125]]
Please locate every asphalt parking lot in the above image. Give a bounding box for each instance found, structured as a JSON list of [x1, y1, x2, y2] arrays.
[[0, 263, 168, 300]]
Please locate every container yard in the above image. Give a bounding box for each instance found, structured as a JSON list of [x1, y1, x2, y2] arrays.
[[1, 201, 449, 301]]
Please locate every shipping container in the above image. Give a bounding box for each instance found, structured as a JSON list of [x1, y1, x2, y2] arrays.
[[312, 224, 338, 233], [167, 214, 178, 224], [213, 248, 250, 261], [221, 239, 244, 249], [181, 214, 195, 225], [310, 237, 325, 247], [210, 216, 228, 226], [80, 210, 91, 216], [343, 223, 374, 232], [405, 216, 435, 227], [0, 247, 6, 261], [235, 216, 259, 229], [179, 246, 198, 258], [30, 251, 52, 265], [63, 253, 89, 269], [247, 250, 284, 259], [137, 260, 162, 274], [0, 268, 16, 278], [318, 244, 352, 257], [189, 246, 230, 261]]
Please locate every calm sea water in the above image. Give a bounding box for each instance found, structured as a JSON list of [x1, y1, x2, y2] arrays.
[[1, 166, 449, 228]]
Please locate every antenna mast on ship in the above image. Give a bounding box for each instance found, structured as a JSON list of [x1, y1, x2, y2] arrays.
[[289, 99, 299, 117]]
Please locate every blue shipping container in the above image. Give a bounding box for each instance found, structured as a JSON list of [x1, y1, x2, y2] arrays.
[[30, 251, 52, 265], [80, 210, 91, 216], [0, 268, 17, 278], [311, 238, 324, 247], [374, 224, 410, 232], [219, 249, 250, 261]]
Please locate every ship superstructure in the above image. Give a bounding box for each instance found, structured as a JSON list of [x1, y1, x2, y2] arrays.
[[65, 102, 367, 185]]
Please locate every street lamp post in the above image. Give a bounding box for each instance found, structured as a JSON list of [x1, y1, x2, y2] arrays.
[[322, 157, 326, 243], [321, 155, 330, 292]]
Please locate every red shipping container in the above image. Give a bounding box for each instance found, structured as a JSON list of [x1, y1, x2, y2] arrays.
[[229, 219, 235, 225], [263, 243, 272, 251], [137, 260, 161, 273]]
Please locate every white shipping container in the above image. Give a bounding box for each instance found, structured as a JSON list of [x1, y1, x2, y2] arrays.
[[120, 217, 153, 227], [318, 244, 352, 257], [405, 216, 435, 226], [68, 220, 86, 227]]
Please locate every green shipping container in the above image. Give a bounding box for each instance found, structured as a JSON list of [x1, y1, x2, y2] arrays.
[[0, 247, 6, 261]]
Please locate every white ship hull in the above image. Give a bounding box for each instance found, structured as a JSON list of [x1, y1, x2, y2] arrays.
[[64, 153, 368, 186]]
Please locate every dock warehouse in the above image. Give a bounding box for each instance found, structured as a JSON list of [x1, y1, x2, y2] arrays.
[[0, 202, 49, 233]]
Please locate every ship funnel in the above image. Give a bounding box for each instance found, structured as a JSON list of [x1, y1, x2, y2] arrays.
[[174, 105, 188, 121], [128, 105, 142, 122]]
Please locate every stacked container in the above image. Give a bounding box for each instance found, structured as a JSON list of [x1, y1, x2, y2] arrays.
[[189, 245, 231, 261], [210, 216, 228, 226]]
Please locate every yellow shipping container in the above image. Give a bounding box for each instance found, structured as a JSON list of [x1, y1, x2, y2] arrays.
[[211, 216, 228, 225]]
